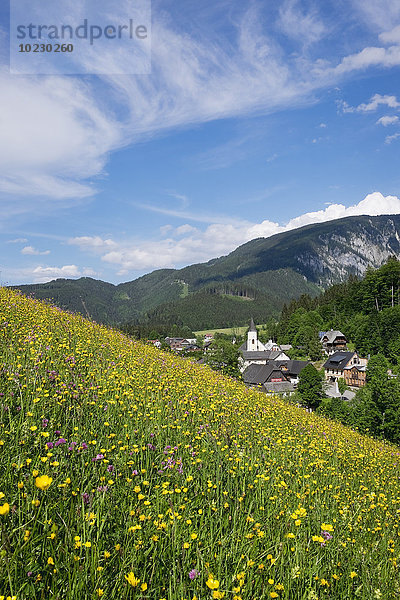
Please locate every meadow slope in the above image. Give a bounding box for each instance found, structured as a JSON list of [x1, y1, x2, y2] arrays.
[[0, 288, 399, 600]]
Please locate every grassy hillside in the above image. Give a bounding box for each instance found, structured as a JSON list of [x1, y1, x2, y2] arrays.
[[1, 288, 400, 599]]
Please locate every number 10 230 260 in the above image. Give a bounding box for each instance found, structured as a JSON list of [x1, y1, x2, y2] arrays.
[[18, 43, 74, 53]]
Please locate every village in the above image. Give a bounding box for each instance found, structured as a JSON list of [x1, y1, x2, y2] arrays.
[[149, 319, 369, 401]]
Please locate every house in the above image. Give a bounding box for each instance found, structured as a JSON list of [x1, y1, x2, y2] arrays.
[[165, 337, 198, 351], [263, 339, 281, 351], [320, 330, 347, 354], [275, 360, 310, 385], [238, 319, 290, 372], [242, 359, 310, 393], [242, 363, 294, 395], [323, 351, 367, 387], [343, 364, 367, 388]]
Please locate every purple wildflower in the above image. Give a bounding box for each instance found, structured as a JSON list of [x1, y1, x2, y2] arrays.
[[55, 438, 67, 447], [189, 569, 199, 580]]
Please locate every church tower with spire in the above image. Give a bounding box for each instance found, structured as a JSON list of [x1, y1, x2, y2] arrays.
[[246, 317, 266, 351], [247, 317, 258, 349]]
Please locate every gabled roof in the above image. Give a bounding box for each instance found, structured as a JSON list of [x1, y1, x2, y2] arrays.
[[275, 360, 310, 376], [266, 350, 286, 360], [323, 351, 355, 370], [243, 363, 289, 385], [343, 364, 366, 372], [321, 330, 346, 344]]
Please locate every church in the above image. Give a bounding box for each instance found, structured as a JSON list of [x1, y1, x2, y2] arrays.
[[238, 318, 290, 372]]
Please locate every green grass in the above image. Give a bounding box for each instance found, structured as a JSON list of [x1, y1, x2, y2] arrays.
[[1, 288, 400, 600], [195, 325, 249, 336]]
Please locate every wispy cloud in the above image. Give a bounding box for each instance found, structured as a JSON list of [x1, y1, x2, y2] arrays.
[[385, 132, 400, 144], [2, 2, 400, 206], [21, 246, 50, 256], [339, 94, 400, 138], [351, 0, 400, 31], [278, 0, 326, 46], [350, 94, 400, 112], [68, 236, 117, 254], [0, 66, 121, 201], [377, 115, 399, 126], [130, 200, 246, 225]]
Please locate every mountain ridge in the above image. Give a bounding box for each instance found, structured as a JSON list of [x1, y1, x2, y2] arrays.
[[13, 214, 400, 327]]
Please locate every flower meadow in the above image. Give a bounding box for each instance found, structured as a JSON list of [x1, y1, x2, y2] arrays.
[[0, 289, 400, 600]]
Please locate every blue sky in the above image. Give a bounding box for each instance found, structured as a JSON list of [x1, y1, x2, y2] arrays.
[[1, 0, 400, 285]]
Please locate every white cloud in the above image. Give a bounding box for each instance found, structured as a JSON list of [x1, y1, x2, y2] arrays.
[[73, 192, 400, 275], [68, 236, 117, 253], [30, 264, 96, 283], [175, 224, 198, 236], [0, 68, 121, 200], [351, 0, 400, 31], [2, 3, 400, 207], [278, 0, 326, 45], [356, 94, 400, 112], [160, 225, 173, 236], [377, 115, 399, 125], [385, 132, 400, 144], [334, 46, 400, 75], [339, 94, 400, 113], [7, 237, 28, 244], [21, 245, 50, 256], [380, 24, 400, 44]]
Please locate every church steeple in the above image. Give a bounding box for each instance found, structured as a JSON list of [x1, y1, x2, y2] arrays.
[[249, 317, 256, 332], [247, 317, 258, 349]]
